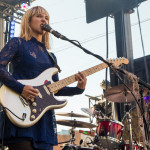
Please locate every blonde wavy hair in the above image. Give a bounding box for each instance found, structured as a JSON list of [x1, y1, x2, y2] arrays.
[[20, 6, 50, 49]]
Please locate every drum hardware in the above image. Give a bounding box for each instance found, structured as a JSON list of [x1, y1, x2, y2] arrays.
[[81, 108, 94, 117], [62, 144, 76, 150], [56, 119, 97, 128], [104, 83, 150, 149], [100, 80, 111, 91], [120, 88, 133, 150], [58, 127, 76, 145], [95, 119, 124, 149], [57, 119, 97, 150], [70, 128, 76, 145], [81, 107, 109, 121], [124, 103, 133, 150], [122, 141, 144, 150], [92, 97, 112, 119], [85, 94, 101, 101]]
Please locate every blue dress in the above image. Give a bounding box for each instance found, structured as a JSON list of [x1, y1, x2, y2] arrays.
[[0, 37, 84, 150]]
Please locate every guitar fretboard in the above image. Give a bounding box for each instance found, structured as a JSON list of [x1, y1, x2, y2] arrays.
[[47, 62, 108, 92]]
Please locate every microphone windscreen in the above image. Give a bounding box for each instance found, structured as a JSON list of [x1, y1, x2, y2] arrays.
[[41, 24, 51, 32]]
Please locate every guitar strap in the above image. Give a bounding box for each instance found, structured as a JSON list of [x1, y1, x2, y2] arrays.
[[47, 51, 61, 73]]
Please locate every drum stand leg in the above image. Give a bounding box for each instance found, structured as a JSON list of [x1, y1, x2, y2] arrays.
[[58, 127, 75, 146], [125, 103, 133, 150], [70, 128, 75, 145]]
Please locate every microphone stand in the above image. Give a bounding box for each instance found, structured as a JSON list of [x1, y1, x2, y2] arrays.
[[115, 67, 150, 148], [64, 37, 150, 147], [48, 28, 150, 147], [124, 89, 133, 150]]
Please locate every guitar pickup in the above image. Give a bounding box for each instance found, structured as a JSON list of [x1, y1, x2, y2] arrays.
[[38, 92, 42, 98], [43, 85, 50, 95], [19, 96, 28, 107]]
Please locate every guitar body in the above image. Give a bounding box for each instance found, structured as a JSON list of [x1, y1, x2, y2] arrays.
[[0, 67, 67, 128], [0, 58, 129, 128]]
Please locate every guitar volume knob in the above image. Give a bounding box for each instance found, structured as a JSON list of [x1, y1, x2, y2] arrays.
[[32, 109, 37, 114], [31, 115, 35, 120], [32, 102, 37, 107]]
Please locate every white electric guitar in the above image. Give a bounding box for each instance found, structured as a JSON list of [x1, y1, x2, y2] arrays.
[[0, 58, 129, 128]]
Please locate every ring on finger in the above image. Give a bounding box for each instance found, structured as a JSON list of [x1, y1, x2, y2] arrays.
[[28, 95, 32, 99]]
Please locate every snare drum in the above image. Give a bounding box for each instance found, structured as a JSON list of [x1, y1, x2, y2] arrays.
[[95, 119, 124, 149], [124, 141, 144, 150]]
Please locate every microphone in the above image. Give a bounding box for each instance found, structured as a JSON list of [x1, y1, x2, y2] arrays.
[[41, 24, 67, 40]]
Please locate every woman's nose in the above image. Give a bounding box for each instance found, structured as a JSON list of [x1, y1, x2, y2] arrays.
[[41, 17, 47, 24]]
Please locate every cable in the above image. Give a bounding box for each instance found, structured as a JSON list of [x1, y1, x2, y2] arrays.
[[53, 18, 150, 54], [1, 108, 5, 150], [105, 16, 109, 119], [3, 107, 24, 121], [51, 16, 85, 25], [136, 5, 149, 83], [53, 31, 114, 53]]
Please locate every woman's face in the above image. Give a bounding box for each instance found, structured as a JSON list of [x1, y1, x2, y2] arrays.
[[30, 13, 49, 35]]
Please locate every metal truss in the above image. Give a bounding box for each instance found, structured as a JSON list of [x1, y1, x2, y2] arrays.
[[0, 0, 35, 24]]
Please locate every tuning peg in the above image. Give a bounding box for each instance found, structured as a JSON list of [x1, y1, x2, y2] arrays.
[[112, 58, 116, 62], [109, 58, 112, 62]]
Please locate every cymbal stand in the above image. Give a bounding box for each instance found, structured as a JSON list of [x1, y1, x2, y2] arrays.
[[124, 89, 133, 150], [69, 127, 75, 145], [58, 127, 75, 145], [58, 121, 76, 146]]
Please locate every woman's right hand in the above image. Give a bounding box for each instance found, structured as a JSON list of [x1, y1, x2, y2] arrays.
[[21, 85, 39, 101]]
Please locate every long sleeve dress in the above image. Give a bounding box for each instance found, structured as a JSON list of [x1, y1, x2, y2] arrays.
[[0, 37, 84, 149]]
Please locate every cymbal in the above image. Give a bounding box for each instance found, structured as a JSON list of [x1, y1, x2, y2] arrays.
[[81, 108, 93, 116], [56, 112, 90, 118], [104, 84, 148, 103], [56, 119, 96, 128]]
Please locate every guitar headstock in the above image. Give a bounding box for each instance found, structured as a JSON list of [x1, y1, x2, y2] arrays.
[[107, 57, 129, 66]]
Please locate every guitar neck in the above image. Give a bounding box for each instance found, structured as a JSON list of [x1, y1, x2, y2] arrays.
[[48, 62, 108, 92]]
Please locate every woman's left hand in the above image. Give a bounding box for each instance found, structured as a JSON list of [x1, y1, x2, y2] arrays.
[[75, 72, 87, 89]]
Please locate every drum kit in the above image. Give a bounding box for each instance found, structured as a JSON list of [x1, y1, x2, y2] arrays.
[[56, 83, 150, 150]]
